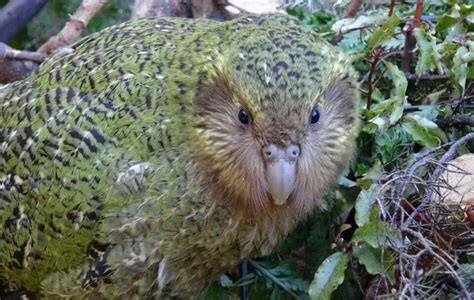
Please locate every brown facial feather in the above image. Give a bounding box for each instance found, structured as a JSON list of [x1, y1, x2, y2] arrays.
[[192, 67, 359, 219], [193, 71, 268, 217]]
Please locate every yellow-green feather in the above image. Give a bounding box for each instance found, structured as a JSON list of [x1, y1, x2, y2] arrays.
[[1, 15, 357, 298]]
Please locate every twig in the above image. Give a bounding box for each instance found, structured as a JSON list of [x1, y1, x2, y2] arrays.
[[372, 66, 388, 87], [0, 42, 45, 63], [404, 104, 474, 112], [366, 58, 377, 110], [428, 132, 474, 187], [345, 0, 362, 18], [390, 143, 452, 225], [402, 0, 423, 73], [366, 51, 386, 110], [406, 73, 450, 81], [359, 51, 402, 85], [388, 0, 396, 17], [409, 249, 429, 298], [437, 115, 474, 128], [403, 133, 474, 228], [402, 31, 416, 73], [413, 0, 424, 28], [402, 200, 450, 249], [38, 0, 109, 55], [240, 260, 249, 300], [404, 229, 471, 299]]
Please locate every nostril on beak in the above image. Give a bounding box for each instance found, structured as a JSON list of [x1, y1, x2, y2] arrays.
[[286, 144, 300, 163], [262, 144, 278, 163], [263, 143, 299, 205], [262, 144, 300, 163]]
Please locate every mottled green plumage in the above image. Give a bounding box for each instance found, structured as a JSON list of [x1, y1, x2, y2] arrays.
[[0, 15, 359, 298]]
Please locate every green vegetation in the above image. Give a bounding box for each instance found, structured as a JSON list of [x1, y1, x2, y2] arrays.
[[2, 0, 472, 298]]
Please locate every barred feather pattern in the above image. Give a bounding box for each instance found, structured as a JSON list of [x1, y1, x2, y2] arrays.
[[0, 15, 359, 298]]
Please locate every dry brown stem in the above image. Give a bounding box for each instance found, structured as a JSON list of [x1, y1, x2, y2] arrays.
[[345, 0, 362, 18], [0, 42, 45, 63], [37, 0, 108, 55]]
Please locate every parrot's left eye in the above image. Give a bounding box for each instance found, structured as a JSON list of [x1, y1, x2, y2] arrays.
[[238, 107, 250, 125], [310, 107, 320, 124]]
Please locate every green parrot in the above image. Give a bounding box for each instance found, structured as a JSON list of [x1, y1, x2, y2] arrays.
[[0, 14, 359, 298]]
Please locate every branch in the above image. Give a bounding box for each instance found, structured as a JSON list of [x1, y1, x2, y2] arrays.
[[366, 51, 386, 110], [345, 0, 362, 18], [0, 43, 45, 83], [401, 31, 416, 73], [413, 0, 424, 28], [406, 73, 450, 81], [437, 115, 474, 128], [0, 42, 45, 63], [404, 229, 471, 299], [0, 0, 48, 42], [402, 0, 423, 73], [37, 0, 108, 55], [388, 0, 396, 17], [403, 133, 474, 228]]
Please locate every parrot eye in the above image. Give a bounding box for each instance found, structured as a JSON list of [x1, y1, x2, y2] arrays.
[[238, 107, 250, 125], [310, 107, 320, 124]]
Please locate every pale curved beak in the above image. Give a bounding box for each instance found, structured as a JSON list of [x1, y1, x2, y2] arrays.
[[263, 144, 300, 205]]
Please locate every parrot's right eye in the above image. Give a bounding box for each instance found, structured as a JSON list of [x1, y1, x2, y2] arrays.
[[238, 107, 250, 125]]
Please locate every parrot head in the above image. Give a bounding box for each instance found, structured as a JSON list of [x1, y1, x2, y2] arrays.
[[192, 32, 358, 218]]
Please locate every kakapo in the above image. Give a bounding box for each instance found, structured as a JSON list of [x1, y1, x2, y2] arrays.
[[0, 14, 359, 298]]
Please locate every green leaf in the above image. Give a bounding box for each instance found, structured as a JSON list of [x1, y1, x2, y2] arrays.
[[377, 61, 407, 125], [367, 15, 401, 50], [309, 252, 349, 300], [355, 185, 378, 227], [332, 13, 385, 33], [368, 116, 389, 131], [443, 0, 458, 5], [250, 261, 308, 298], [405, 114, 448, 143], [352, 244, 396, 284], [271, 287, 286, 300], [384, 61, 407, 104], [425, 89, 446, 104], [367, 28, 392, 51], [436, 15, 460, 33], [402, 122, 440, 148], [459, 4, 474, 19], [452, 46, 468, 95], [468, 65, 474, 79], [390, 104, 404, 125], [413, 27, 444, 75], [353, 221, 394, 248], [445, 22, 467, 42]]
